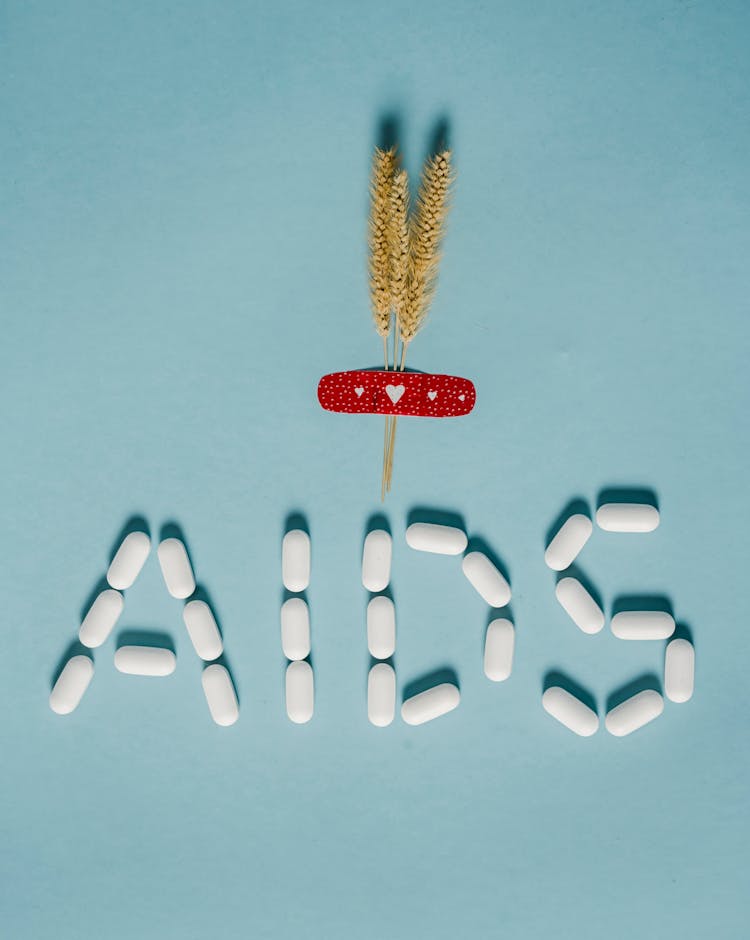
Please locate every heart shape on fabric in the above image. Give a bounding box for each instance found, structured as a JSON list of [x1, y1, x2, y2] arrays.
[[385, 384, 405, 404], [354, 386, 364, 397], [427, 391, 438, 401], [458, 394, 466, 401]]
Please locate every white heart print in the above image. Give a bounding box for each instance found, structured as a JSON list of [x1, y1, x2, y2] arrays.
[[427, 391, 438, 401], [458, 394, 466, 401], [385, 384, 405, 404], [354, 386, 364, 397]]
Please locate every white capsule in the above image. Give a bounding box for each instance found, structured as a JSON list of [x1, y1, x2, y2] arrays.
[[405, 523, 467, 555], [555, 577, 604, 635], [401, 683, 460, 725], [157, 538, 196, 599], [282, 529, 310, 592], [611, 610, 675, 640], [183, 599, 223, 661], [49, 655, 94, 715], [605, 689, 664, 736], [542, 686, 599, 736], [596, 503, 659, 532], [484, 618, 514, 681], [280, 597, 311, 661], [79, 588, 124, 648], [544, 514, 593, 570], [106, 531, 150, 590], [665, 638, 695, 703], [286, 660, 314, 723], [362, 529, 392, 592], [367, 595, 395, 659], [114, 646, 176, 676], [368, 663, 396, 727], [462, 551, 511, 607], [201, 663, 239, 726]]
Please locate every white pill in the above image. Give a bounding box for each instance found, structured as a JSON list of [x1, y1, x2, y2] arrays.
[[114, 646, 176, 676], [362, 529, 392, 592], [401, 683, 460, 725], [555, 577, 604, 635], [49, 655, 94, 715], [665, 638, 695, 703], [542, 686, 599, 736], [605, 689, 664, 736], [183, 599, 223, 661], [405, 523, 467, 555], [611, 610, 675, 640], [107, 531, 150, 590], [483, 618, 515, 681], [286, 660, 314, 723], [462, 551, 511, 607], [368, 663, 396, 727], [367, 595, 395, 659], [79, 588, 124, 648], [201, 663, 239, 726], [280, 597, 311, 661], [282, 529, 310, 592], [596, 503, 659, 532], [157, 538, 196, 599], [544, 514, 593, 570]]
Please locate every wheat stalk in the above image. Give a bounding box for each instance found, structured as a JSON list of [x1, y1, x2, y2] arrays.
[[380, 168, 410, 494], [384, 150, 452, 490]]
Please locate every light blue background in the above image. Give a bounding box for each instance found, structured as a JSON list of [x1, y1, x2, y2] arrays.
[[1, 2, 748, 937]]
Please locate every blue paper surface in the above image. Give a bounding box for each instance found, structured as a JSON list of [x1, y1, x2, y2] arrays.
[[1, 2, 748, 937]]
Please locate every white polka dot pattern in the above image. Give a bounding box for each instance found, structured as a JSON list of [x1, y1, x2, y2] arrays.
[[317, 370, 476, 417]]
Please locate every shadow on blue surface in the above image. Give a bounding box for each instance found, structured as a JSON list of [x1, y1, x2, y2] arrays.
[[403, 666, 460, 702], [543, 669, 598, 715], [544, 496, 591, 550], [606, 672, 663, 712]]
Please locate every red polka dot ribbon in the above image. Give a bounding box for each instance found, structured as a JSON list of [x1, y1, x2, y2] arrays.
[[317, 370, 476, 417]]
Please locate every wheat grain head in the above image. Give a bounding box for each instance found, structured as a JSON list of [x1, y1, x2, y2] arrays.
[[399, 149, 452, 347], [369, 147, 397, 338]]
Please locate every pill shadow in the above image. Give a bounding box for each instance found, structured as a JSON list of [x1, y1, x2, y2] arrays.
[[368, 653, 395, 672], [597, 487, 658, 510], [116, 629, 175, 654], [671, 621, 694, 647], [50, 640, 91, 689], [544, 497, 590, 551], [606, 672, 662, 712], [465, 534, 511, 586], [543, 670, 597, 715], [79, 574, 111, 622], [402, 666, 459, 702], [558, 564, 604, 612], [364, 512, 391, 539], [108, 515, 150, 564], [284, 511, 309, 537], [160, 521, 195, 571], [191, 585, 225, 646], [612, 594, 673, 617], [281, 587, 309, 606], [407, 506, 466, 532]]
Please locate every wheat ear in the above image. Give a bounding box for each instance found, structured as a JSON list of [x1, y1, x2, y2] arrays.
[[369, 147, 396, 343], [398, 149, 452, 352]]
